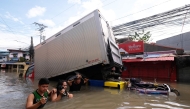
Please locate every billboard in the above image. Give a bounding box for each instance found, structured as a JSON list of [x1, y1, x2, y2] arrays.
[[119, 41, 144, 54]]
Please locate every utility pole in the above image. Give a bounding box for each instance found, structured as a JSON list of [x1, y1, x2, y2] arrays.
[[29, 36, 34, 63], [33, 22, 47, 43]]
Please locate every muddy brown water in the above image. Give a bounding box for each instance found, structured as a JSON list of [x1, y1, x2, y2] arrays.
[[0, 69, 190, 109]]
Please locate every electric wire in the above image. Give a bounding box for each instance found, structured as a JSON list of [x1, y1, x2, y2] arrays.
[[112, 0, 172, 21]]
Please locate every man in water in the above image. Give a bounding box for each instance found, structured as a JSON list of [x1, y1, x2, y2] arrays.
[[25, 78, 57, 109], [107, 67, 122, 81], [51, 80, 73, 101], [68, 72, 89, 92]]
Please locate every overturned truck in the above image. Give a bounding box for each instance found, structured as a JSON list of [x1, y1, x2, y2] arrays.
[[34, 9, 122, 80]]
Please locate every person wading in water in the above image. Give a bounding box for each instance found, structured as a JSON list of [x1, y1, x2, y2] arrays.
[[25, 78, 57, 109], [68, 72, 89, 92]]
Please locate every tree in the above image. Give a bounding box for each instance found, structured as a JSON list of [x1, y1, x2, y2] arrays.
[[19, 57, 25, 62], [29, 36, 34, 64], [129, 30, 152, 43]]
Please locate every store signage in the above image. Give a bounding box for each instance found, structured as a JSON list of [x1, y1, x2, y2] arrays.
[[119, 41, 144, 54]]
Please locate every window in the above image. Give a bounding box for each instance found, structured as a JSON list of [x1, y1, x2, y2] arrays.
[[13, 54, 17, 58]]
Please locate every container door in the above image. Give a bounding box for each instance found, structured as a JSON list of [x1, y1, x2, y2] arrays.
[[108, 37, 122, 66], [100, 15, 122, 66]]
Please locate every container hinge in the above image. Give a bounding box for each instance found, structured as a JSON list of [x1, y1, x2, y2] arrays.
[[102, 32, 105, 36], [41, 41, 46, 45], [55, 32, 61, 37], [73, 22, 80, 27]]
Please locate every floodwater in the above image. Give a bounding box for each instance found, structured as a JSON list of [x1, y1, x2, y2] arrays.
[[0, 69, 190, 109]]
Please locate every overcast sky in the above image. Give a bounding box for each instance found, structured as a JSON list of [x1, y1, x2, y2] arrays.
[[0, 0, 190, 51]]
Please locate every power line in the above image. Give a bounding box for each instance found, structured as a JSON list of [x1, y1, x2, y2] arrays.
[[0, 46, 29, 50], [50, 0, 110, 20], [1, 0, 171, 35], [102, 0, 119, 8], [0, 15, 16, 36], [50, 4, 77, 19], [179, 8, 189, 49], [114, 22, 190, 37], [55, 0, 121, 24], [13, 40, 30, 45], [115, 18, 190, 35], [112, 4, 190, 36], [113, 10, 190, 43], [10, 23, 33, 28], [112, 0, 172, 21], [0, 15, 32, 46]]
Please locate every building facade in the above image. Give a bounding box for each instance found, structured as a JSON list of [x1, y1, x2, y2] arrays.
[[119, 41, 179, 82], [7, 49, 30, 61], [156, 31, 190, 52], [0, 51, 9, 62]]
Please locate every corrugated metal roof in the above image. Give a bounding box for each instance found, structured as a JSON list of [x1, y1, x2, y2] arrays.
[[123, 57, 174, 62]]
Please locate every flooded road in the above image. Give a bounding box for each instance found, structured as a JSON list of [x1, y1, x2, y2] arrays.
[[0, 69, 190, 109]]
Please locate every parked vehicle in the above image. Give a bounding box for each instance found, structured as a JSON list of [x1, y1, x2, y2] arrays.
[[136, 88, 169, 95], [1, 63, 6, 69], [127, 78, 180, 96], [25, 64, 34, 78], [34, 9, 122, 80]]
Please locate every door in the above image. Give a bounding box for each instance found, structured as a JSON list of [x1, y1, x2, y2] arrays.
[[100, 15, 122, 66], [108, 38, 122, 65]]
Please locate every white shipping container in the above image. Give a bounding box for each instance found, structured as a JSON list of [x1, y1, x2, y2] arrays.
[[34, 9, 122, 79]]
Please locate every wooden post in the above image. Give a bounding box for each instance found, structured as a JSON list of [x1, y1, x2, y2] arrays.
[[11, 65, 14, 72], [17, 65, 19, 73]]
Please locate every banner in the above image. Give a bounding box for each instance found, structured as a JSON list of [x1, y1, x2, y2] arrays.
[[119, 41, 144, 54]]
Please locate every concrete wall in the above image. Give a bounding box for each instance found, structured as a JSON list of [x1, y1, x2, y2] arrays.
[[156, 32, 190, 52], [0, 56, 7, 62], [9, 52, 23, 58], [25, 55, 30, 60], [144, 43, 184, 55], [17, 53, 23, 58]]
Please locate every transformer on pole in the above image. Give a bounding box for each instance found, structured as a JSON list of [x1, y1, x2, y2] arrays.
[[33, 22, 47, 43]]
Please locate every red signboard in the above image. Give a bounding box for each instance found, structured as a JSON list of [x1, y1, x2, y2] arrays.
[[119, 41, 144, 54]]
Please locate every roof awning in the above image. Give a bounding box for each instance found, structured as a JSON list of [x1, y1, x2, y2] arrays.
[[12, 52, 18, 55], [122, 57, 174, 63]]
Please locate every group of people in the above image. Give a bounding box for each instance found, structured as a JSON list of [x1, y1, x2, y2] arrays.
[[26, 72, 89, 109]]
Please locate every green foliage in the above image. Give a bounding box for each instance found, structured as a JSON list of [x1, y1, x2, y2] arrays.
[[19, 57, 25, 62], [129, 30, 152, 43]]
